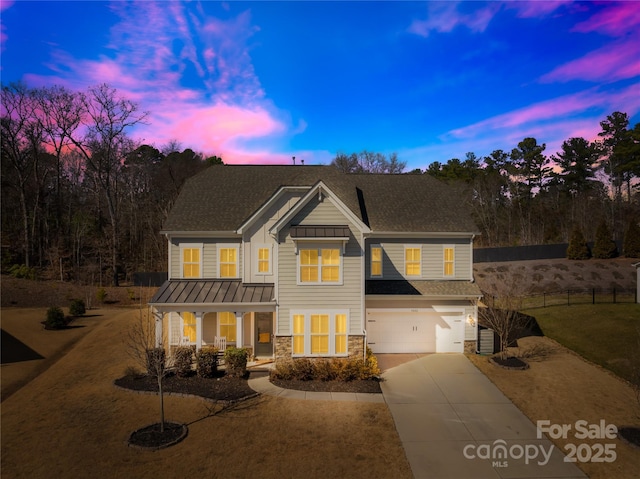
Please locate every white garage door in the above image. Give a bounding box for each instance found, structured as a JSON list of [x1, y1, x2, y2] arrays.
[[366, 310, 464, 354]]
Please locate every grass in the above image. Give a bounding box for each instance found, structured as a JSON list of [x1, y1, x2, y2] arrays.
[[522, 303, 640, 383]]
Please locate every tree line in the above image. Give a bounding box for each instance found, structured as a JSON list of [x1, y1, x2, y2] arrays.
[[3, 80, 639, 287], [1, 82, 221, 285]]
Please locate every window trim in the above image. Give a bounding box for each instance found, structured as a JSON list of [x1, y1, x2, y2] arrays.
[[370, 244, 383, 278], [296, 245, 343, 285], [217, 244, 240, 279], [180, 243, 203, 279], [443, 245, 455, 277], [254, 243, 273, 276], [290, 310, 349, 357], [404, 245, 422, 278]]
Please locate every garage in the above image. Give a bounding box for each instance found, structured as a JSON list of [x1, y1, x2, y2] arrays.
[[365, 309, 464, 354]]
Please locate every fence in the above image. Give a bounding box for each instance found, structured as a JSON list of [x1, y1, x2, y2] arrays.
[[486, 287, 637, 310]]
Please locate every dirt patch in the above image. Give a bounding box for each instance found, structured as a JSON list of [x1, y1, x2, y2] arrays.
[[469, 336, 640, 479]]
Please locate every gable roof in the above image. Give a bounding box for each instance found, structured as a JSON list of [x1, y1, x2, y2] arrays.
[[162, 165, 479, 234]]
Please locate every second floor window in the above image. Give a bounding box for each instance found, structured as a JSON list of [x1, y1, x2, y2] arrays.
[[182, 248, 201, 278], [257, 246, 271, 274], [219, 247, 238, 278], [405, 246, 421, 277], [444, 247, 455, 276], [370, 246, 382, 277], [299, 248, 341, 283]]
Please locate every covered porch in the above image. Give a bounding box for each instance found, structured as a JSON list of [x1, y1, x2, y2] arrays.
[[149, 280, 276, 359]]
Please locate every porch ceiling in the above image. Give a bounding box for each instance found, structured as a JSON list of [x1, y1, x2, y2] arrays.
[[150, 280, 275, 305]]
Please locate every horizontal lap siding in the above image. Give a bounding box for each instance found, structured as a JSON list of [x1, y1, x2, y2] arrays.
[[277, 197, 363, 336], [368, 238, 472, 281], [170, 238, 240, 279]]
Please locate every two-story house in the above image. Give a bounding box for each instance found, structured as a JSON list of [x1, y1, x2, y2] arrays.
[[149, 165, 482, 361]]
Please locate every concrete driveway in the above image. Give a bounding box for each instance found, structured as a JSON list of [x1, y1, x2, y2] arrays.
[[379, 354, 586, 479]]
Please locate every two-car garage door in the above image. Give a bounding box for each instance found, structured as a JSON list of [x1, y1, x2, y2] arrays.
[[366, 309, 464, 353]]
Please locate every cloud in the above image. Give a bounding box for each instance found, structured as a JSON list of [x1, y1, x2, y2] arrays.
[[507, 1, 567, 19], [572, 1, 640, 36], [0, 0, 14, 52], [407, 2, 501, 37], [22, 1, 304, 164]]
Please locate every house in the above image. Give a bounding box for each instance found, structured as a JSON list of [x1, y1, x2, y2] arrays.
[[149, 165, 482, 361]]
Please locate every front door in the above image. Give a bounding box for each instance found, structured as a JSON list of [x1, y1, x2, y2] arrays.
[[254, 312, 273, 357]]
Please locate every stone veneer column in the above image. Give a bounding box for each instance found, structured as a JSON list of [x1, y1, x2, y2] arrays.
[[464, 340, 477, 354], [275, 336, 292, 362], [348, 335, 365, 358]]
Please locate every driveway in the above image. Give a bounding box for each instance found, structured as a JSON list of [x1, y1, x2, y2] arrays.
[[379, 354, 586, 479]]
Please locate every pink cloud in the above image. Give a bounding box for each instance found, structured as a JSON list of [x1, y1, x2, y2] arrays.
[[573, 1, 640, 36], [0, 0, 14, 52], [408, 2, 501, 37], [541, 33, 640, 83], [507, 1, 567, 18]]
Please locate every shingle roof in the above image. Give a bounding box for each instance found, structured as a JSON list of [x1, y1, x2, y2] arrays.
[[162, 165, 479, 233], [366, 280, 482, 298], [150, 280, 274, 305]]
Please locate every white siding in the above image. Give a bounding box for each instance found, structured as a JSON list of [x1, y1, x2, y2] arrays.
[[169, 237, 241, 279], [277, 196, 363, 336]]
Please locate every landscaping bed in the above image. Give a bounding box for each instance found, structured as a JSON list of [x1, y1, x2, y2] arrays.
[[271, 378, 381, 393]]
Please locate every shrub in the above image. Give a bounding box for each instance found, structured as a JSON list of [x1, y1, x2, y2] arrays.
[[224, 347, 249, 377], [173, 346, 194, 377], [623, 219, 640, 258], [8, 264, 36, 280], [196, 346, 219, 378], [270, 354, 380, 382], [45, 306, 66, 329], [364, 347, 381, 377], [566, 226, 590, 260], [126, 289, 136, 301], [69, 298, 86, 317], [145, 347, 166, 376], [96, 288, 108, 303], [592, 220, 618, 259]]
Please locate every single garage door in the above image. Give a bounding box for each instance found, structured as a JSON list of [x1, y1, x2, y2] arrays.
[[366, 310, 464, 354]]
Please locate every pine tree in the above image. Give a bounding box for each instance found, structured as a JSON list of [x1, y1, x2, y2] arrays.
[[566, 226, 590, 260], [592, 220, 618, 259], [622, 220, 640, 258]]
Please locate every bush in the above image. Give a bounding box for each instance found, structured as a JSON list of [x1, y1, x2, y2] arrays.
[[45, 306, 66, 329], [69, 298, 86, 317], [224, 347, 248, 377], [196, 346, 219, 378], [96, 288, 107, 303], [623, 219, 640, 258], [270, 353, 381, 382], [8, 264, 36, 280], [566, 226, 590, 260], [365, 347, 381, 377], [173, 346, 194, 377], [145, 348, 166, 376], [592, 220, 618, 259]]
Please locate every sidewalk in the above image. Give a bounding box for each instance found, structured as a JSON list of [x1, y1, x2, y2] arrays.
[[248, 375, 384, 402]]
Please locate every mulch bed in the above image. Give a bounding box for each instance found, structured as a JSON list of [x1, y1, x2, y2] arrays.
[[618, 426, 640, 448], [114, 372, 257, 401], [271, 378, 382, 394], [490, 356, 530, 370], [128, 422, 188, 450]]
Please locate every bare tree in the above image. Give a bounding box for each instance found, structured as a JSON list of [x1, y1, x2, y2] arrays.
[[125, 306, 169, 432]]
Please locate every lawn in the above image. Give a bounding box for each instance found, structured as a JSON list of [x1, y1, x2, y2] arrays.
[[522, 303, 640, 383]]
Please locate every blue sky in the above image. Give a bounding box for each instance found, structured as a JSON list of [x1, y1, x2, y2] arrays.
[[1, 1, 639, 170]]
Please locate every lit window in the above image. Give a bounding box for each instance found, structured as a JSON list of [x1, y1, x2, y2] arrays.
[[371, 246, 382, 277], [182, 248, 200, 278], [444, 247, 455, 276], [219, 247, 238, 278], [257, 247, 270, 273], [293, 314, 305, 355], [219, 312, 237, 343], [310, 314, 329, 354], [335, 314, 347, 354], [405, 247, 421, 276], [299, 248, 341, 283], [183, 312, 196, 342]]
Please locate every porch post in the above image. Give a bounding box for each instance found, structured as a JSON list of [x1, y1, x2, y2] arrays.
[[153, 308, 163, 348], [195, 312, 203, 351], [235, 311, 244, 348]]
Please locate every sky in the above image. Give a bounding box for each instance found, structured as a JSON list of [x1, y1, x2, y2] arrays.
[[1, 0, 639, 171]]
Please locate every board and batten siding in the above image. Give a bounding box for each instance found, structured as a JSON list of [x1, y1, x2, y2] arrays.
[[365, 238, 473, 280], [276, 196, 364, 336], [243, 191, 305, 284], [169, 237, 242, 279]]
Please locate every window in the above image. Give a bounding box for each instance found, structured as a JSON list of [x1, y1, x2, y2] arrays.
[[257, 246, 271, 274], [370, 245, 382, 277], [182, 247, 201, 278], [299, 248, 341, 283], [182, 312, 196, 342], [218, 312, 236, 343], [293, 314, 305, 355], [218, 246, 238, 278], [405, 246, 421, 276], [291, 311, 348, 356], [444, 247, 455, 277]]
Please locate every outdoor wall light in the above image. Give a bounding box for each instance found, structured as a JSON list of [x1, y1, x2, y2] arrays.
[[467, 314, 476, 327]]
